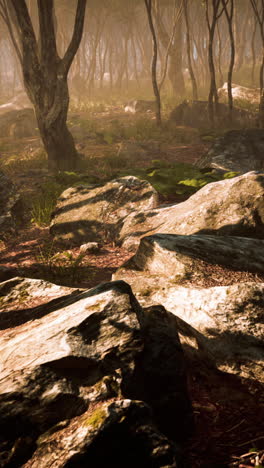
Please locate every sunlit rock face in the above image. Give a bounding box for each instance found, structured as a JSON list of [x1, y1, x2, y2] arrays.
[[0, 171, 21, 238], [0, 279, 192, 467], [118, 171, 264, 250], [218, 82, 260, 104], [151, 283, 264, 384], [0, 108, 37, 138], [197, 129, 264, 173], [169, 100, 256, 129], [50, 176, 158, 246], [114, 233, 264, 283], [113, 234, 264, 383]]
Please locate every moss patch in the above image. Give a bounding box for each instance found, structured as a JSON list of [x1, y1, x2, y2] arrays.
[[84, 407, 107, 430]]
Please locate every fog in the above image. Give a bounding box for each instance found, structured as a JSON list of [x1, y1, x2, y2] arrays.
[[0, 0, 262, 103]]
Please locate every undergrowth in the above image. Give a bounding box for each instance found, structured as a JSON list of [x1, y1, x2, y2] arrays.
[[35, 239, 88, 284]]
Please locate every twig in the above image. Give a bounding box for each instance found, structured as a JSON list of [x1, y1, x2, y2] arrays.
[[238, 435, 264, 447], [226, 419, 246, 434]]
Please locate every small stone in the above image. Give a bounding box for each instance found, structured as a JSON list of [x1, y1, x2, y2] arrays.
[[79, 242, 100, 253]]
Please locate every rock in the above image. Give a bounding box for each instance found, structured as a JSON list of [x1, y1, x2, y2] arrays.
[[145, 283, 264, 383], [218, 82, 260, 105], [169, 100, 256, 129], [0, 279, 191, 466], [124, 100, 156, 113], [0, 92, 32, 115], [0, 108, 37, 138], [79, 242, 101, 253], [114, 233, 264, 287], [118, 171, 264, 250], [0, 277, 79, 328], [50, 176, 158, 246], [0, 171, 22, 238], [113, 235, 264, 382], [23, 399, 181, 468], [196, 128, 264, 173]]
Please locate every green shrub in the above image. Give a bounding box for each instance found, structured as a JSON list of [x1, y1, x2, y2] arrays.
[[145, 161, 239, 197]]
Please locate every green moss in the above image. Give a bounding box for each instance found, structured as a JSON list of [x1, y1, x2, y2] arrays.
[[85, 407, 107, 429]]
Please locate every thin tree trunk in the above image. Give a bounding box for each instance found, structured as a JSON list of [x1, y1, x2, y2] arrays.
[[144, 0, 161, 126], [222, 0, 235, 123], [183, 0, 198, 100]]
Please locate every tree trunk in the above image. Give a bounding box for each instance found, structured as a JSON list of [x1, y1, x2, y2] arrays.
[[35, 81, 77, 171], [222, 0, 235, 123], [144, 0, 162, 126], [153, 0, 185, 97], [168, 12, 185, 96], [5, 0, 87, 172], [183, 0, 198, 100]]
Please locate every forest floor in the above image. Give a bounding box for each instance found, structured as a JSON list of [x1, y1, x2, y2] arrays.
[[0, 108, 263, 468]]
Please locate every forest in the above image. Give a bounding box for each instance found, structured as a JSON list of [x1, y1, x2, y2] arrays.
[[0, 1, 264, 467]]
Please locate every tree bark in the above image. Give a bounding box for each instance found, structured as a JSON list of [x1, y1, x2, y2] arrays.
[[144, 0, 162, 126], [153, 0, 185, 96], [183, 0, 198, 100], [205, 0, 225, 127], [221, 0, 235, 123]]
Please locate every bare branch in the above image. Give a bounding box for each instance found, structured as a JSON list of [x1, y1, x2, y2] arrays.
[[62, 0, 87, 75]]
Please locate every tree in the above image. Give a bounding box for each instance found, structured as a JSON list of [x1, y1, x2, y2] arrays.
[[221, 0, 235, 123], [153, 0, 186, 96], [183, 0, 198, 100], [144, 0, 162, 126], [205, 0, 225, 126], [250, 0, 264, 127], [0, 0, 87, 171]]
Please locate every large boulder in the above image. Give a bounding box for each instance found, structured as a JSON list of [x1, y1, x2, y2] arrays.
[[0, 171, 22, 239], [196, 128, 264, 173], [113, 234, 264, 382], [218, 82, 260, 105], [169, 100, 256, 129], [0, 278, 192, 466], [118, 172, 264, 250], [0, 108, 37, 138], [50, 176, 158, 246]]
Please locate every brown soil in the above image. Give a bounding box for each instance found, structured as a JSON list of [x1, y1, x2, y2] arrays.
[[0, 111, 263, 468]]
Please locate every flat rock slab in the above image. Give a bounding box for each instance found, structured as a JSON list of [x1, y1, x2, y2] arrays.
[[118, 171, 264, 250], [50, 176, 158, 246], [197, 129, 264, 173], [115, 233, 264, 284]]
